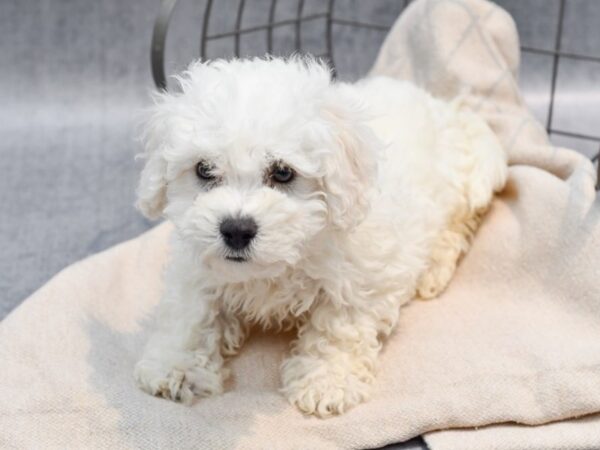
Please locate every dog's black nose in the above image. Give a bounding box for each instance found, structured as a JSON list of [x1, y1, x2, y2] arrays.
[[219, 217, 258, 250]]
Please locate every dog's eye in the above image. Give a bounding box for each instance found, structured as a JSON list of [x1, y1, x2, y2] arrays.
[[196, 161, 216, 181], [271, 165, 295, 184]]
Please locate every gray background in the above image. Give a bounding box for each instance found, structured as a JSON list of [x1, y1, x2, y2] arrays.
[[0, 1, 598, 448]]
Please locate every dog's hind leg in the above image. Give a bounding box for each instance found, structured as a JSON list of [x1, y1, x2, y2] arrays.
[[416, 108, 507, 300], [416, 207, 486, 300]]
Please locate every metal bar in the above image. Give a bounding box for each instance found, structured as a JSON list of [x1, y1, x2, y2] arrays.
[[331, 18, 390, 31], [267, 0, 277, 54], [545, 0, 566, 132], [150, 0, 179, 90], [549, 129, 600, 142], [200, 0, 214, 59], [295, 0, 305, 51], [326, 0, 336, 77], [234, 0, 246, 57], [205, 13, 327, 40], [521, 46, 600, 64]]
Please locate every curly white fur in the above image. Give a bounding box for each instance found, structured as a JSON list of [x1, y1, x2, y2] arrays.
[[133, 57, 507, 417]]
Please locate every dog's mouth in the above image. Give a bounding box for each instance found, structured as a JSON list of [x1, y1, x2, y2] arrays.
[[225, 255, 248, 263]]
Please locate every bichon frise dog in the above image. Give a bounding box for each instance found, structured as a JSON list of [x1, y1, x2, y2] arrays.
[[134, 56, 507, 417]]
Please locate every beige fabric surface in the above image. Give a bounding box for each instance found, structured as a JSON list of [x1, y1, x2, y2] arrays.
[[1, 0, 599, 449]]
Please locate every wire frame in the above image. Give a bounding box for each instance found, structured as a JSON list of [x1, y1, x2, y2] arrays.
[[151, 0, 338, 88], [150, 0, 413, 89], [150, 0, 600, 188]]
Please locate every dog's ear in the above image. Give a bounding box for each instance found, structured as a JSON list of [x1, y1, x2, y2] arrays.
[[321, 84, 379, 230], [136, 152, 167, 220], [136, 97, 171, 220]]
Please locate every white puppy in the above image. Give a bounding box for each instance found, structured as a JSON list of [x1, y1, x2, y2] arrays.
[[134, 56, 506, 417]]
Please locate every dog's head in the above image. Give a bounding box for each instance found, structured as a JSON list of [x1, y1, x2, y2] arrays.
[[137, 57, 378, 282]]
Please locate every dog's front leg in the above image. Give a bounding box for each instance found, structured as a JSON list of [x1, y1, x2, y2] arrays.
[[134, 273, 225, 404], [281, 302, 380, 417]]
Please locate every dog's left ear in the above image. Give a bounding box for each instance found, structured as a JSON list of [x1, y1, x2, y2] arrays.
[[321, 84, 379, 230]]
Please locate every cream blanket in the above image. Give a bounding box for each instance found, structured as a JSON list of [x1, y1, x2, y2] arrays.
[[1, 0, 599, 449]]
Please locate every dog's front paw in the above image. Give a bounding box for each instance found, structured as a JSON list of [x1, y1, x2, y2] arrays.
[[281, 357, 373, 418], [134, 358, 224, 404]]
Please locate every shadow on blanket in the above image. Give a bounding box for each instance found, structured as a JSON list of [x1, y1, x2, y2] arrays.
[[85, 316, 293, 449]]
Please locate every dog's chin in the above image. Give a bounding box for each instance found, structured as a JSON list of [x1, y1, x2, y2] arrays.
[[204, 254, 290, 284]]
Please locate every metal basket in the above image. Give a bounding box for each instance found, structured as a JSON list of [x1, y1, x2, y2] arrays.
[[150, 0, 600, 188]]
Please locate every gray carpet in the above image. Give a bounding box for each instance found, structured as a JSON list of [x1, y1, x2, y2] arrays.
[[1, 1, 598, 448]]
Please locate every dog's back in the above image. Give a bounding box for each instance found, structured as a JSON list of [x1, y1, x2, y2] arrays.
[[353, 76, 508, 299]]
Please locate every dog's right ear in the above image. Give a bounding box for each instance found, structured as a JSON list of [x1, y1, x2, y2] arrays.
[[136, 60, 218, 220], [136, 99, 170, 220], [136, 152, 167, 220]]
